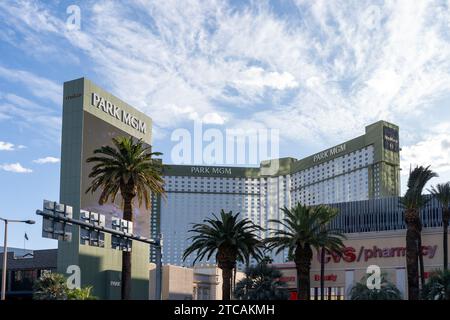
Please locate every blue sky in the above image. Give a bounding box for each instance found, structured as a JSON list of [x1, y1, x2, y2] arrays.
[[1, 0, 450, 249]]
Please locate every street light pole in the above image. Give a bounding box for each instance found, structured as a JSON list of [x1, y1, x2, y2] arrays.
[[1, 219, 8, 301], [0, 218, 35, 301]]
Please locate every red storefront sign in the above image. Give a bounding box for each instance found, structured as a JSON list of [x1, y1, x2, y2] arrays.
[[314, 274, 337, 282], [279, 276, 295, 283], [318, 245, 437, 263], [278, 274, 338, 283]]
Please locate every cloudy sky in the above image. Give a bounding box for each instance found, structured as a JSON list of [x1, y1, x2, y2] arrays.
[[1, 0, 450, 249]]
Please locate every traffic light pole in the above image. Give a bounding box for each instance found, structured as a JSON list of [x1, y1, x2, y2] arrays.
[[36, 209, 159, 246], [36, 209, 163, 300]]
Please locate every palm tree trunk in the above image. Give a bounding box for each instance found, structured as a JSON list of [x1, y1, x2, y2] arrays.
[[295, 244, 312, 300], [417, 218, 425, 291], [418, 233, 425, 290], [295, 266, 302, 300], [233, 267, 237, 295], [443, 209, 449, 271], [320, 247, 325, 300], [217, 248, 236, 300], [222, 267, 232, 300], [405, 209, 420, 300], [121, 196, 133, 300], [121, 251, 131, 300]]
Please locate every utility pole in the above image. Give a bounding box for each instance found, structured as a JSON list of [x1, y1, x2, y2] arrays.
[[1, 218, 35, 300]]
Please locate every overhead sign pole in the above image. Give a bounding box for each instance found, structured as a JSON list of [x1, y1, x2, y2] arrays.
[[36, 209, 159, 246], [36, 200, 163, 300]]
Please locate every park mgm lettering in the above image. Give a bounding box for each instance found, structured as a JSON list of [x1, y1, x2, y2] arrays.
[[313, 143, 346, 163], [91, 93, 147, 134], [191, 166, 232, 175]]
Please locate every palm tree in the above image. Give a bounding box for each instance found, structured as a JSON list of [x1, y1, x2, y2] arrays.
[[349, 273, 402, 300], [67, 286, 97, 300], [421, 269, 450, 300], [265, 204, 346, 300], [33, 273, 98, 300], [401, 165, 437, 300], [429, 183, 450, 271], [86, 136, 165, 300], [33, 273, 68, 300], [182, 210, 264, 300], [234, 262, 289, 300]]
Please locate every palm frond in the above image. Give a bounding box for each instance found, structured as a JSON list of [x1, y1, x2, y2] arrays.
[[266, 203, 346, 261], [183, 210, 264, 266], [429, 182, 450, 209], [85, 136, 166, 213], [401, 165, 438, 210]]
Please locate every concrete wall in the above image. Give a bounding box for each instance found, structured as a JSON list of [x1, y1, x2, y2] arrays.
[[149, 264, 245, 300], [149, 264, 193, 300]]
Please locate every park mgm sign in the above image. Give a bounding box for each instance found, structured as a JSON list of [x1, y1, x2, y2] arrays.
[[190, 166, 233, 175], [91, 93, 147, 134], [312, 144, 346, 163]]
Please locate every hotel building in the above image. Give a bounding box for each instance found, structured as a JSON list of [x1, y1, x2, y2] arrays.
[[151, 121, 401, 266]]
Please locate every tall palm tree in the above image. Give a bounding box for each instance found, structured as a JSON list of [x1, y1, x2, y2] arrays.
[[86, 136, 165, 300], [429, 182, 450, 271], [182, 210, 264, 300], [401, 165, 437, 300], [265, 204, 346, 300]]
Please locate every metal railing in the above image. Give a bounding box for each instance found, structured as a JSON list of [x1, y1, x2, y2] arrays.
[[327, 196, 443, 234]]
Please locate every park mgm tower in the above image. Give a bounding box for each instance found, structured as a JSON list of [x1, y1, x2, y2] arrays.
[[59, 77, 153, 299]]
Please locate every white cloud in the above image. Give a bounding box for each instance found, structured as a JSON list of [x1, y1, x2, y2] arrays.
[[0, 163, 32, 173], [233, 67, 299, 91], [89, 1, 450, 145], [0, 93, 61, 142], [0, 141, 26, 151], [401, 136, 450, 172], [202, 112, 226, 125], [401, 123, 450, 173], [0, 0, 450, 154], [0, 1, 80, 63], [33, 156, 60, 164], [0, 141, 14, 151], [0, 66, 61, 105]]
